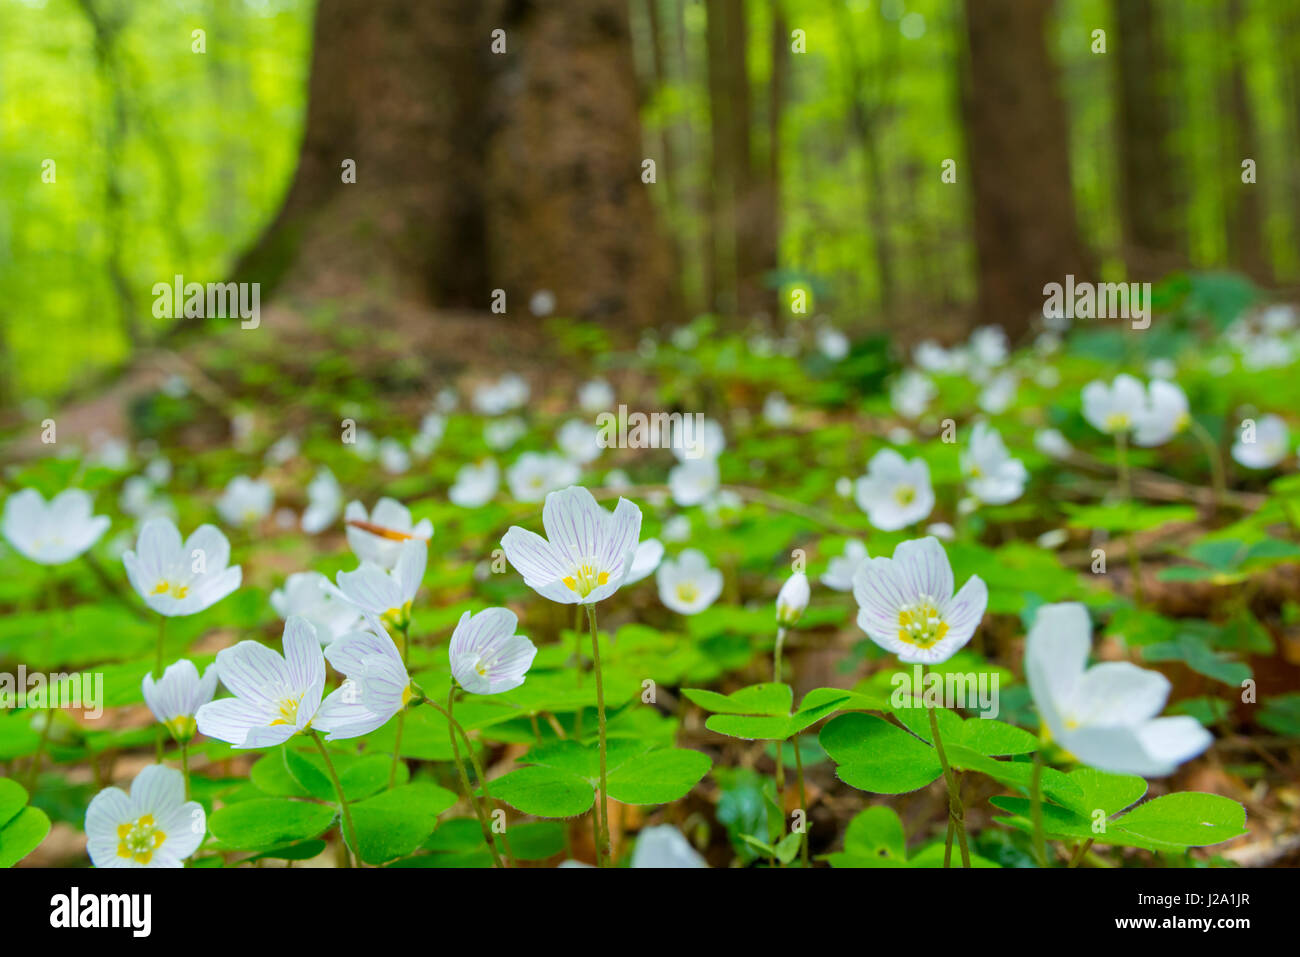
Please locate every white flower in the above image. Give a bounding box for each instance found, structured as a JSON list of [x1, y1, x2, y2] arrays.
[[473, 374, 530, 415], [529, 290, 556, 317], [852, 536, 987, 665], [141, 660, 219, 742], [977, 372, 1017, 415], [914, 340, 962, 374], [2, 488, 110, 565], [378, 438, 411, 475], [623, 538, 664, 585], [91, 433, 130, 470], [776, 572, 810, 627], [962, 422, 1028, 505], [302, 468, 342, 534], [834, 476, 853, 498], [1025, 602, 1212, 777], [449, 459, 500, 508], [85, 765, 204, 868], [891, 371, 936, 419], [344, 498, 433, 569], [630, 824, 708, 868], [484, 416, 527, 451], [434, 388, 458, 413], [1231, 414, 1288, 469], [314, 625, 413, 739], [821, 540, 869, 592], [1034, 428, 1073, 460], [215, 476, 273, 527], [145, 457, 172, 485], [816, 326, 849, 361], [656, 549, 723, 615], [1082, 374, 1146, 436], [411, 413, 446, 459], [968, 325, 1008, 368], [501, 485, 642, 605], [121, 476, 174, 523], [854, 450, 934, 531], [351, 429, 378, 460], [264, 435, 299, 466], [579, 379, 615, 413], [604, 468, 631, 492], [507, 452, 581, 502], [123, 518, 242, 617], [662, 515, 692, 542], [1132, 380, 1189, 447], [763, 393, 794, 426], [195, 617, 326, 748], [670, 417, 726, 462], [329, 539, 427, 633], [270, 571, 363, 643], [669, 457, 720, 507], [448, 608, 537, 695], [557, 419, 602, 464], [926, 521, 956, 540]]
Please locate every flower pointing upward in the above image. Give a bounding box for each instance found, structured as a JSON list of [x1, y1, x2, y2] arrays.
[[501, 485, 642, 605]]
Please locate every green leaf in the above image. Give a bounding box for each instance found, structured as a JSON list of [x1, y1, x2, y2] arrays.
[[682, 682, 793, 716], [1112, 792, 1248, 847], [502, 820, 566, 861], [489, 765, 595, 818], [243, 839, 328, 862], [0, 779, 28, 830], [843, 805, 906, 861], [208, 798, 335, 850], [819, 713, 942, 794], [0, 806, 51, 868], [605, 748, 711, 805], [348, 782, 458, 865]]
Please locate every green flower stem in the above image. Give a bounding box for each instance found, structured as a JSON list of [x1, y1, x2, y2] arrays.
[[773, 627, 787, 683], [1031, 750, 1049, 867], [924, 665, 970, 868], [1188, 418, 1226, 512], [943, 816, 955, 868], [457, 719, 514, 868], [586, 603, 612, 867], [309, 730, 358, 868], [443, 686, 504, 869], [1114, 431, 1143, 605], [793, 735, 809, 868], [1068, 838, 1095, 867], [573, 606, 584, 740], [26, 708, 53, 793], [181, 739, 191, 800], [154, 616, 166, 679]]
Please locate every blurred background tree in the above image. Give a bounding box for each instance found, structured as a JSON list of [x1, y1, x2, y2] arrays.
[[2, 0, 1297, 402]]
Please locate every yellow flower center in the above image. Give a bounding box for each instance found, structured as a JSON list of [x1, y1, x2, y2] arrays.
[[1104, 412, 1130, 431], [152, 580, 189, 599], [562, 562, 609, 598], [894, 485, 916, 506], [381, 601, 413, 631], [117, 814, 166, 864], [675, 582, 699, 605], [897, 598, 949, 649], [270, 695, 303, 727], [164, 715, 197, 742]]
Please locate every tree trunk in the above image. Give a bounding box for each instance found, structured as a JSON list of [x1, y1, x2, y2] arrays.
[[1221, 0, 1270, 282], [1114, 0, 1184, 279], [235, 0, 676, 329], [960, 0, 1093, 339]]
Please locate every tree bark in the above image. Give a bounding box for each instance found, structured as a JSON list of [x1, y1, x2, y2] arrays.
[[1220, 0, 1270, 282], [960, 0, 1093, 339], [235, 0, 676, 329], [1114, 0, 1184, 279]]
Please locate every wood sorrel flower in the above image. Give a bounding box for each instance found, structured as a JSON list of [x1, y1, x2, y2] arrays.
[[1132, 380, 1190, 447], [270, 571, 362, 643], [1081, 373, 1146, 436], [85, 765, 204, 868], [1025, 602, 1212, 777], [195, 616, 325, 748], [2, 488, 111, 565], [656, 549, 723, 615], [448, 607, 537, 694], [215, 475, 273, 527], [344, 497, 432, 569], [327, 538, 426, 632], [1231, 413, 1288, 469], [854, 449, 934, 531], [141, 659, 219, 743], [623, 537, 665, 585], [314, 624, 413, 738], [500, 485, 642, 605], [122, 517, 242, 617], [775, 571, 810, 627], [852, 536, 987, 664], [962, 422, 1028, 505], [820, 539, 869, 592]]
